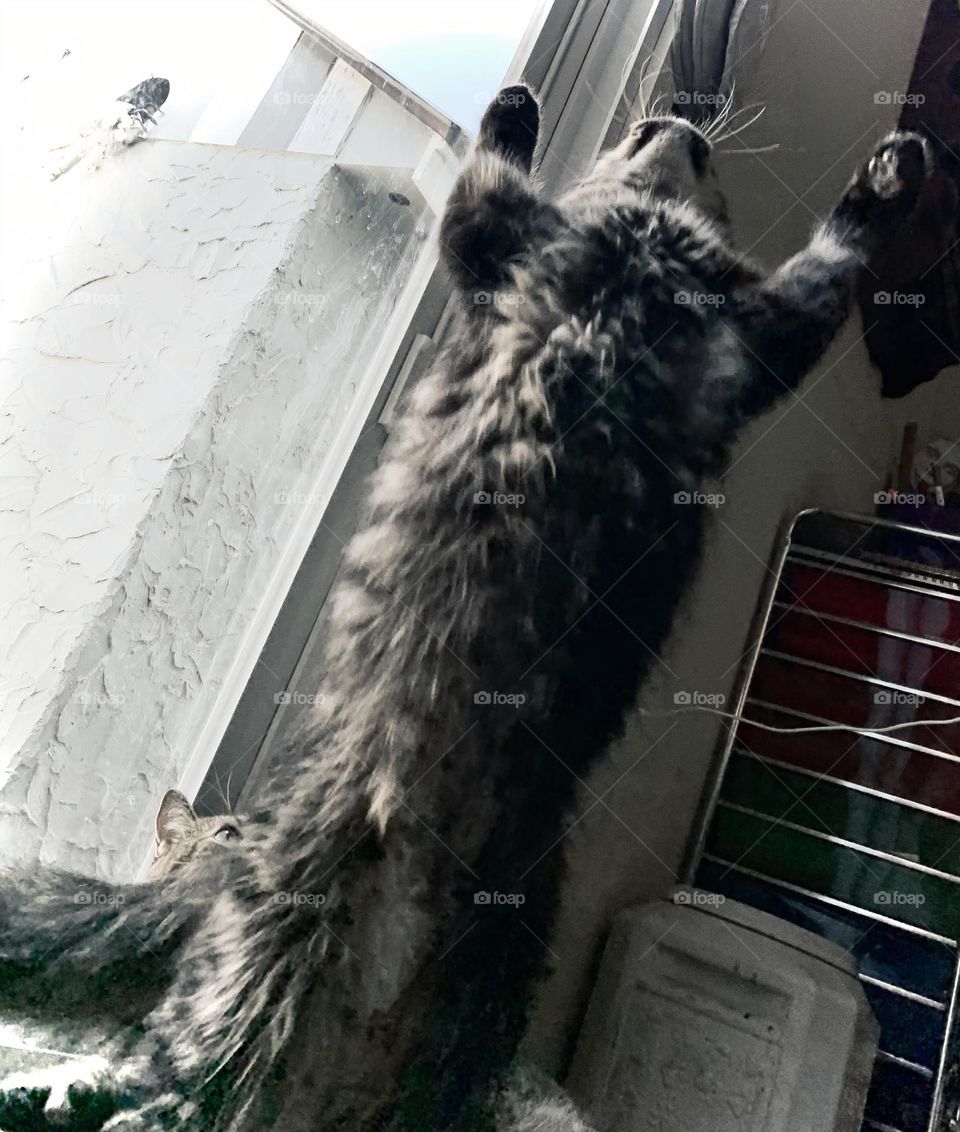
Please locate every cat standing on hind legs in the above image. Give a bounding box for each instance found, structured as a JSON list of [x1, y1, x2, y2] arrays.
[[390, 88, 931, 1129], [0, 84, 932, 1132]]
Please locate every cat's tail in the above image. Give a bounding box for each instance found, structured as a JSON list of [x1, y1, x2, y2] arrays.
[[0, 865, 211, 1025]]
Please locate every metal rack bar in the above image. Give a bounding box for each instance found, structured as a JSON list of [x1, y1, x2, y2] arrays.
[[875, 1051, 935, 1080], [745, 697, 960, 765], [772, 600, 960, 655], [701, 854, 957, 947], [790, 547, 960, 598], [760, 648, 960, 709], [714, 800, 960, 884], [859, 974, 947, 1013], [931, 957, 960, 1128], [731, 748, 960, 826]]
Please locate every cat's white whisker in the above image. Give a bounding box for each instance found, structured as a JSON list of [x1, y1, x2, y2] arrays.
[[705, 86, 737, 137], [711, 106, 767, 145], [708, 100, 764, 142], [719, 143, 782, 155]]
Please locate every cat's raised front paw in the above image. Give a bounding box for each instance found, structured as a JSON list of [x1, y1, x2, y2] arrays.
[[478, 85, 540, 173], [866, 132, 929, 203], [833, 130, 932, 252]]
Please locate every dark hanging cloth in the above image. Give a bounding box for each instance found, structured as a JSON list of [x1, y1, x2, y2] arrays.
[[858, 0, 960, 398], [668, 0, 762, 122]]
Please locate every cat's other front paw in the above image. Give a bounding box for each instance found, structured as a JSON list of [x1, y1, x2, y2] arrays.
[[865, 131, 929, 205], [478, 85, 540, 174]]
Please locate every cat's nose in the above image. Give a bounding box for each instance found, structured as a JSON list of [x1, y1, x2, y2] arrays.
[[628, 119, 667, 155], [688, 133, 712, 173]]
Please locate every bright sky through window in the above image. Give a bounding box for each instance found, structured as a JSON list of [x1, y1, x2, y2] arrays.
[[1, 0, 544, 150]]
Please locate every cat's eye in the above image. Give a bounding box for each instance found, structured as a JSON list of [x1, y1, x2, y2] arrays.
[[213, 825, 241, 844]]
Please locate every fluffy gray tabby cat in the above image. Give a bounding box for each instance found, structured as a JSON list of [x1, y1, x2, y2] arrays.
[[0, 85, 931, 1131]]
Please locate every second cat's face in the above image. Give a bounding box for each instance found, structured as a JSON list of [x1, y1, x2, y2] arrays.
[[149, 789, 243, 880], [594, 115, 730, 227]]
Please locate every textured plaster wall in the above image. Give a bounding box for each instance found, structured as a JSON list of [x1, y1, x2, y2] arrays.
[[0, 139, 420, 878]]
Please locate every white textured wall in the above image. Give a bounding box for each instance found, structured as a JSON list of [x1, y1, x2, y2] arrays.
[[0, 138, 422, 877]]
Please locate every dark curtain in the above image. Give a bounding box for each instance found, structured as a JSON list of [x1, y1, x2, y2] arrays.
[[858, 0, 960, 398], [668, 0, 767, 120]]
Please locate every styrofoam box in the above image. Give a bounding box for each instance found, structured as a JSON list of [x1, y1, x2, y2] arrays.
[[566, 889, 879, 1131]]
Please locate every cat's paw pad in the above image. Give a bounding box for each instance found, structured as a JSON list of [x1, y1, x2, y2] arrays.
[[479, 85, 540, 173], [866, 132, 929, 202]]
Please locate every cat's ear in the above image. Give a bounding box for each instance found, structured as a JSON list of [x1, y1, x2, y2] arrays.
[[478, 85, 540, 174], [156, 789, 198, 844]]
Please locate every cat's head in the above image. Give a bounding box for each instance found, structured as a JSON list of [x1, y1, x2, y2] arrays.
[[149, 789, 243, 879], [593, 115, 730, 227]]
